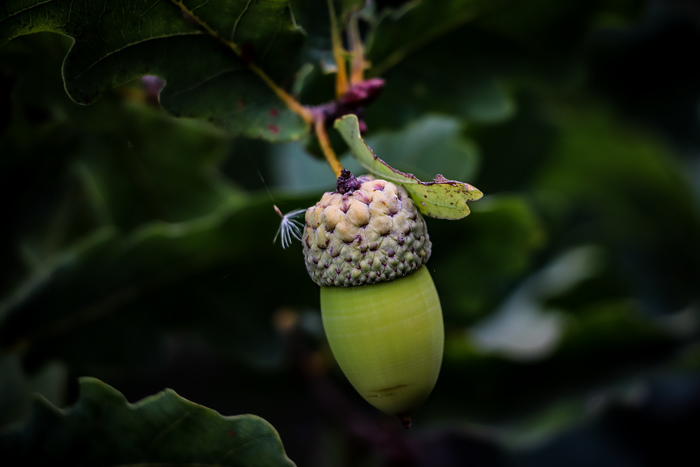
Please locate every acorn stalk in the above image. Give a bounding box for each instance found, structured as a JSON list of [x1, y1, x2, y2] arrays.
[[302, 170, 443, 426]]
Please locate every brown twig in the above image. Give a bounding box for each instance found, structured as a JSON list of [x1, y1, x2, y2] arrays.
[[314, 116, 344, 177], [327, 0, 349, 97], [348, 14, 366, 85], [169, 0, 313, 124]]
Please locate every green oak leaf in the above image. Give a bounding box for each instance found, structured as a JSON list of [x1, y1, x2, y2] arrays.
[[334, 114, 483, 219], [0, 0, 307, 141], [0, 377, 296, 466], [0, 192, 319, 372]]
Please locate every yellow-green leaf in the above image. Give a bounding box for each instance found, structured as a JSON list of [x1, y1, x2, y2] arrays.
[[334, 114, 483, 219]]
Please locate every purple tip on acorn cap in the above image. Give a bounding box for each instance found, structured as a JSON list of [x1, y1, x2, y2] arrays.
[[336, 169, 361, 194]]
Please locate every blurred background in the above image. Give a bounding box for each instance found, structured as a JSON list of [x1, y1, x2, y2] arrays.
[[1, 0, 699, 465]]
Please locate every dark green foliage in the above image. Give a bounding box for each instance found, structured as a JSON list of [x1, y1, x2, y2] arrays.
[[1, 377, 295, 466], [0, 0, 307, 140]]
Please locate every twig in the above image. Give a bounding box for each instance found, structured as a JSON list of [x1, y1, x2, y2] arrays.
[[314, 116, 344, 178], [327, 0, 349, 97], [170, 0, 313, 124], [348, 14, 366, 85]]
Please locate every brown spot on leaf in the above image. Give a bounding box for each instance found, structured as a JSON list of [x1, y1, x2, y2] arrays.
[[268, 124, 279, 134], [270, 108, 279, 118]]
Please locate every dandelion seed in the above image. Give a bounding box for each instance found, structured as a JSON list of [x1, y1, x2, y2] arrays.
[[273, 205, 306, 249]]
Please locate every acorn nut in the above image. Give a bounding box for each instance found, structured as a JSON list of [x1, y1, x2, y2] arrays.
[[303, 172, 443, 426]]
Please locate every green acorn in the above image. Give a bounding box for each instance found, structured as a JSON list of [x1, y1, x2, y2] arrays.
[[302, 170, 443, 427]]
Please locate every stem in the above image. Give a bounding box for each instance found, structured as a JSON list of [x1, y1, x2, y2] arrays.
[[170, 0, 313, 124], [348, 14, 366, 85], [248, 63, 313, 123], [315, 116, 344, 178], [327, 0, 349, 97]]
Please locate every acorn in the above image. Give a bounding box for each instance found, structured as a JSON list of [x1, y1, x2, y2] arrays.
[[302, 170, 443, 427]]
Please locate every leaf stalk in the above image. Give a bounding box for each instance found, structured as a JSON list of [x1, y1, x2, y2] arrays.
[[315, 116, 344, 178]]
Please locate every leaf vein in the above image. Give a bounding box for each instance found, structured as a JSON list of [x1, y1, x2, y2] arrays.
[[96, 0, 106, 34], [147, 408, 195, 456], [217, 434, 277, 464], [1, 0, 51, 21], [70, 31, 203, 80], [230, 0, 253, 42], [259, 22, 280, 64], [168, 66, 245, 98], [190, 0, 211, 13], [140, 0, 160, 19]]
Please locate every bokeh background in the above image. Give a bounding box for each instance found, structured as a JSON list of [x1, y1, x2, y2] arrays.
[[1, 0, 700, 465]]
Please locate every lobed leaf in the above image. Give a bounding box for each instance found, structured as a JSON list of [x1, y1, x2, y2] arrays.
[[0, 0, 308, 141], [334, 114, 483, 219], [0, 377, 296, 466]]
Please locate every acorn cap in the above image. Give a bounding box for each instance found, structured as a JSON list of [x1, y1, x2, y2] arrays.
[[303, 175, 431, 287]]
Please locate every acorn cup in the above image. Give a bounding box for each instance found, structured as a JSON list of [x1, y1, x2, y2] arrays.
[[302, 171, 443, 427]]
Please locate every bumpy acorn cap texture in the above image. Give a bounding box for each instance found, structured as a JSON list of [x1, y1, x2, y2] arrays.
[[303, 174, 431, 287]]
